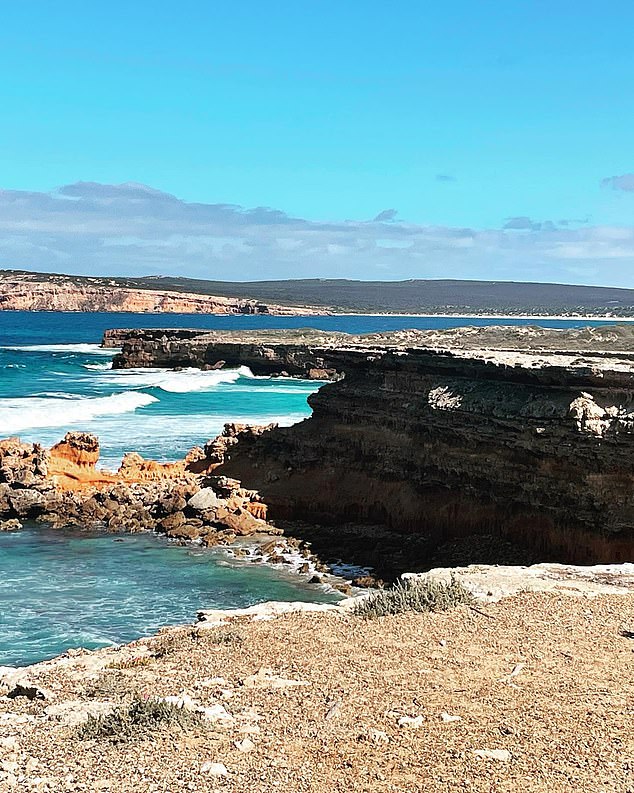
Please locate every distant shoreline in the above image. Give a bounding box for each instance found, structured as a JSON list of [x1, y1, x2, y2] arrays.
[[332, 312, 634, 322], [1, 308, 634, 322]]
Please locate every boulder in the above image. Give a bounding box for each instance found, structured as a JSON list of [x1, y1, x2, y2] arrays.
[[166, 524, 204, 541], [187, 488, 220, 512], [50, 432, 100, 468], [0, 519, 22, 532], [218, 508, 265, 537], [8, 488, 47, 517], [158, 511, 186, 532]]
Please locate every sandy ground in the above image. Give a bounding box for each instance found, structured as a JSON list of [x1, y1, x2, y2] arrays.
[[1, 592, 633, 793]]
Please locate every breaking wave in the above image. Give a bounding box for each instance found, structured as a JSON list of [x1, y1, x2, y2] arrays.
[[0, 391, 158, 434], [82, 362, 112, 371], [0, 343, 117, 355], [95, 365, 254, 393]]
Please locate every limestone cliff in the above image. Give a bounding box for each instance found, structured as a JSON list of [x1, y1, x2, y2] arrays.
[[108, 326, 634, 564], [0, 273, 324, 315]]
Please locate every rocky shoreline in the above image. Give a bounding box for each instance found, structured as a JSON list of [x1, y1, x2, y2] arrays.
[[0, 428, 366, 595], [107, 325, 634, 568]]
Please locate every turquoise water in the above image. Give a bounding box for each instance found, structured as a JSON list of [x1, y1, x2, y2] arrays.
[[0, 525, 336, 667], [0, 310, 625, 667]]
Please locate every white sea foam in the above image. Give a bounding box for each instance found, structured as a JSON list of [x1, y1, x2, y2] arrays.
[[0, 343, 117, 355], [95, 365, 253, 393], [94, 411, 310, 470], [0, 391, 158, 434], [83, 362, 111, 371]]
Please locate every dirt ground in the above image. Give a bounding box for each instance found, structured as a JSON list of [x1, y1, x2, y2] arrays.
[[1, 592, 633, 793]]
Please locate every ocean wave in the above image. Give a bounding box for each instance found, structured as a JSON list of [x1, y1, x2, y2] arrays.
[[0, 391, 158, 434], [0, 343, 117, 356], [93, 411, 310, 470], [95, 365, 254, 393], [83, 362, 112, 371]]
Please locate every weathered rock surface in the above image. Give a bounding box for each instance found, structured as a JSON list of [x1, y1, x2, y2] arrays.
[[404, 562, 634, 601], [109, 326, 634, 564], [0, 432, 276, 547]]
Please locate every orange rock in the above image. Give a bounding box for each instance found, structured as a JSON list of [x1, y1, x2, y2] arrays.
[[246, 502, 268, 520]]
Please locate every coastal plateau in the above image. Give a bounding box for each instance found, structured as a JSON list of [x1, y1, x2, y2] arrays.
[[106, 324, 634, 568]]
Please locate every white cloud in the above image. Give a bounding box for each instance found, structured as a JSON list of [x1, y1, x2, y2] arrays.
[[0, 181, 633, 286]]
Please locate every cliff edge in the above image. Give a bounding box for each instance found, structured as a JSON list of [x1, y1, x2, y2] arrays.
[[108, 325, 634, 566]]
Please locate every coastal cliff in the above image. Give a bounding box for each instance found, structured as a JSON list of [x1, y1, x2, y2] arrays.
[[108, 326, 634, 565], [0, 272, 324, 315]]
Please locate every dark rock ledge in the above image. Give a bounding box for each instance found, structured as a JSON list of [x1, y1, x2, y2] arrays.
[[104, 325, 634, 568]]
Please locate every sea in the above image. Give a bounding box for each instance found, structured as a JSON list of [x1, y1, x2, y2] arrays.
[[0, 310, 622, 666]]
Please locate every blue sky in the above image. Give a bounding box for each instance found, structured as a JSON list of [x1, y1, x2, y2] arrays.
[[2, 1, 634, 285]]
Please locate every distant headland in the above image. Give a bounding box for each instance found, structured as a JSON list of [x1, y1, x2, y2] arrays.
[[2, 269, 634, 317]]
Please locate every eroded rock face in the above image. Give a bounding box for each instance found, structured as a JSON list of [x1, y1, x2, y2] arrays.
[[106, 328, 634, 565], [0, 275, 325, 315], [0, 432, 275, 545], [50, 432, 100, 469]]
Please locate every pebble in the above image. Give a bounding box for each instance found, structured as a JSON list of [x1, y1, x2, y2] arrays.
[[473, 749, 512, 762], [397, 715, 425, 729], [201, 762, 228, 777], [440, 712, 462, 723], [234, 738, 255, 753]]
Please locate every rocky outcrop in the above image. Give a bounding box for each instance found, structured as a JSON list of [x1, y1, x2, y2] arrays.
[[0, 273, 325, 315], [105, 328, 343, 378], [109, 327, 634, 565], [0, 432, 276, 545]]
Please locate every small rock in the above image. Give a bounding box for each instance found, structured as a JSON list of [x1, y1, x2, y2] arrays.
[[1, 760, 18, 774], [368, 729, 389, 744], [160, 694, 198, 711], [440, 712, 462, 723], [0, 520, 22, 532], [473, 749, 512, 762], [188, 488, 220, 512], [0, 737, 19, 752], [201, 761, 228, 777], [397, 715, 425, 729], [234, 738, 255, 753], [200, 704, 234, 724]]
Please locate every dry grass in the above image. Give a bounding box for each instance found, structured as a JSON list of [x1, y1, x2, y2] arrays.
[[3, 593, 633, 792]]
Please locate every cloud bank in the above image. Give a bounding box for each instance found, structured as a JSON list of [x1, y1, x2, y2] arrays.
[[0, 181, 633, 287]]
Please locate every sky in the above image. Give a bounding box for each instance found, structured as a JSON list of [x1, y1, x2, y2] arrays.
[[2, 1, 634, 286]]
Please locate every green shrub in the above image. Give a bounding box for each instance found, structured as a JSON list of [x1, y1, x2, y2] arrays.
[[78, 696, 205, 742], [353, 576, 472, 618]]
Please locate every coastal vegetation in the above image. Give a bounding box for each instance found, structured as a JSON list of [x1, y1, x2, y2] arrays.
[[353, 576, 472, 618], [78, 696, 206, 743]]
